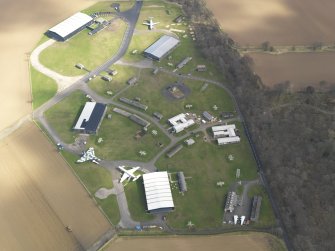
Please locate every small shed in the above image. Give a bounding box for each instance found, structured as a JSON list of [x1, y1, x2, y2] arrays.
[[184, 138, 195, 146], [127, 77, 138, 85], [196, 65, 207, 72], [153, 112, 163, 120]]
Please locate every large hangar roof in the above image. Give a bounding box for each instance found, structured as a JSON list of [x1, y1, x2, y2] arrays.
[[49, 12, 93, 39], [144, 35, 180, 60], [73, 102, 106, 133], [143, 172, 174, 212]]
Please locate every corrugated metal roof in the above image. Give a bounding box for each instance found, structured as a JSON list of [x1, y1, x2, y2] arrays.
[[144, 35, 180, 59], [49, 12, 93, 38], [143, 172, 174, 211]]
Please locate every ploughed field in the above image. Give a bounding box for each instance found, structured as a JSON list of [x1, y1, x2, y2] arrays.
[[250, 52, 335, 89]]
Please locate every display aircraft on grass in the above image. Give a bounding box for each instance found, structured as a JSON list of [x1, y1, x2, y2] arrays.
[[76, 147, 101, 164], [118, 166, 141, 183], [143, 17, 159, 30]]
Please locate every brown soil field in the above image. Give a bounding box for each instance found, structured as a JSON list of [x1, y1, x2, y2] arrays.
[[0, 122, 111, 250], [205, 0, 335, 45], [0, 0, 93, 132], [250, 52, 335, 90], [106, 233, 285, 251]]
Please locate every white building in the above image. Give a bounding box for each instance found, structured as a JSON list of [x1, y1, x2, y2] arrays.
[[142, 172, 175, 213], [47, 12, 93, 41], [168, 113, 195, 133], [212, 124, 240, 145]]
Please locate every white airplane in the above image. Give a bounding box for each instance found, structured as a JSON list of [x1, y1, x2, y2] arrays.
[[118, 166, 141, 183], [143, 17, 159, 30], [76, 147, 101, 164]]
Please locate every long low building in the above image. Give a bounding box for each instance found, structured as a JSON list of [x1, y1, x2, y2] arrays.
[[217, 136, 240, 145], [47, 12, 93, 41], [73, 102, 107, 134], [143, 172, 174, 213], [212, 124, 240, 145], [144, 35, 180, 61]]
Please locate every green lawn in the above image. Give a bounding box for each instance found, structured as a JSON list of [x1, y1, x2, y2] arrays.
[[136, 1, 183, 31], [45, 91, 87, 144], [61, 151, 120, 225], [89, 65, 140, 97], [248, 185, 277, 227], [88, 111, 170, 162], [40, 19, 127, 76], [30, 66, 57, 109], [124, 177, 155, 221], [120, 69, 234, 121], [156, 125, 259, 229]]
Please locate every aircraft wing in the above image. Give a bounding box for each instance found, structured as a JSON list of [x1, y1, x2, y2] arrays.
[[153, 22, 160, 25], [120, 173, 130, 183], [143, 22, 150, 25], [128, 166, 140, 176]]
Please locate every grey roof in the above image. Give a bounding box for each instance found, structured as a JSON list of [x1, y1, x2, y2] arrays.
[[177, 172, 187, 192], [73, 102, 106, 133], [144, 35, 180, 59]]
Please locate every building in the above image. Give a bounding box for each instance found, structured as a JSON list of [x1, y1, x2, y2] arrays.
[[203, 111, 214, 122], [144, 35, 180, 61], [196, 65, 207, 72], [127, 77, 138, 85], [47, 12, 93, 41], [176, 57, 192, 69], [174, 15, 183, 23], [143, 172, 175, 213], [224, 191, 238, 212], [184, 138, 195, 146], [73, 102, 107, 134], [250, 196, 262, 222], [217, 137, 241, 145], [153, 112, 163, 120], [119, 97, 148, 111], [166, 144, 183, 158], [212, 124, 241, 145], [129, 114, 150, 128], [168, 113, 195, 133], [177, 172, 187, 192]]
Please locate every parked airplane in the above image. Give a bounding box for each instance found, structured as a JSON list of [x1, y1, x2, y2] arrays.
[[118, 166, 141, 183], [76, 147, 101, 164], [143, 17, 159, 30]]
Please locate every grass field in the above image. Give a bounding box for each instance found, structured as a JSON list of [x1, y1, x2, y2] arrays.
[[88, 111, 170, 162], [30, 66, 57, 109], [40, 19, 127, 76], [136, 1, 183, 31], [45, 90, 87, 144], [120, 69, 234, 121], [89, 65, 140, 98], [62, 151, 121, 225], [156, 125, 258, 228], [124, 177, 155, 221], [248, 185, 277, 227]]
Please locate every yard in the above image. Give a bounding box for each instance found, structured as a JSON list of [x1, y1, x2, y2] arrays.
[[40, 18, 127, 76]]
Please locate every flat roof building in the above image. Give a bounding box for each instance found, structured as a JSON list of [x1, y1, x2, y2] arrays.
[[143, 172, 174, 213], [217, 137, 240, 145], [73, 102, 107, 134], [47, 12, 93, 41], [144, 35, 180, 61], [168, 113, 195, 133]]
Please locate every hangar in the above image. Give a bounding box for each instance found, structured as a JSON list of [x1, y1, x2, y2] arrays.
[[73, 102, 107, 134], [47, 12, 93, 41], [144, 35, 180, 61], [143, 172, 174, 213]]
